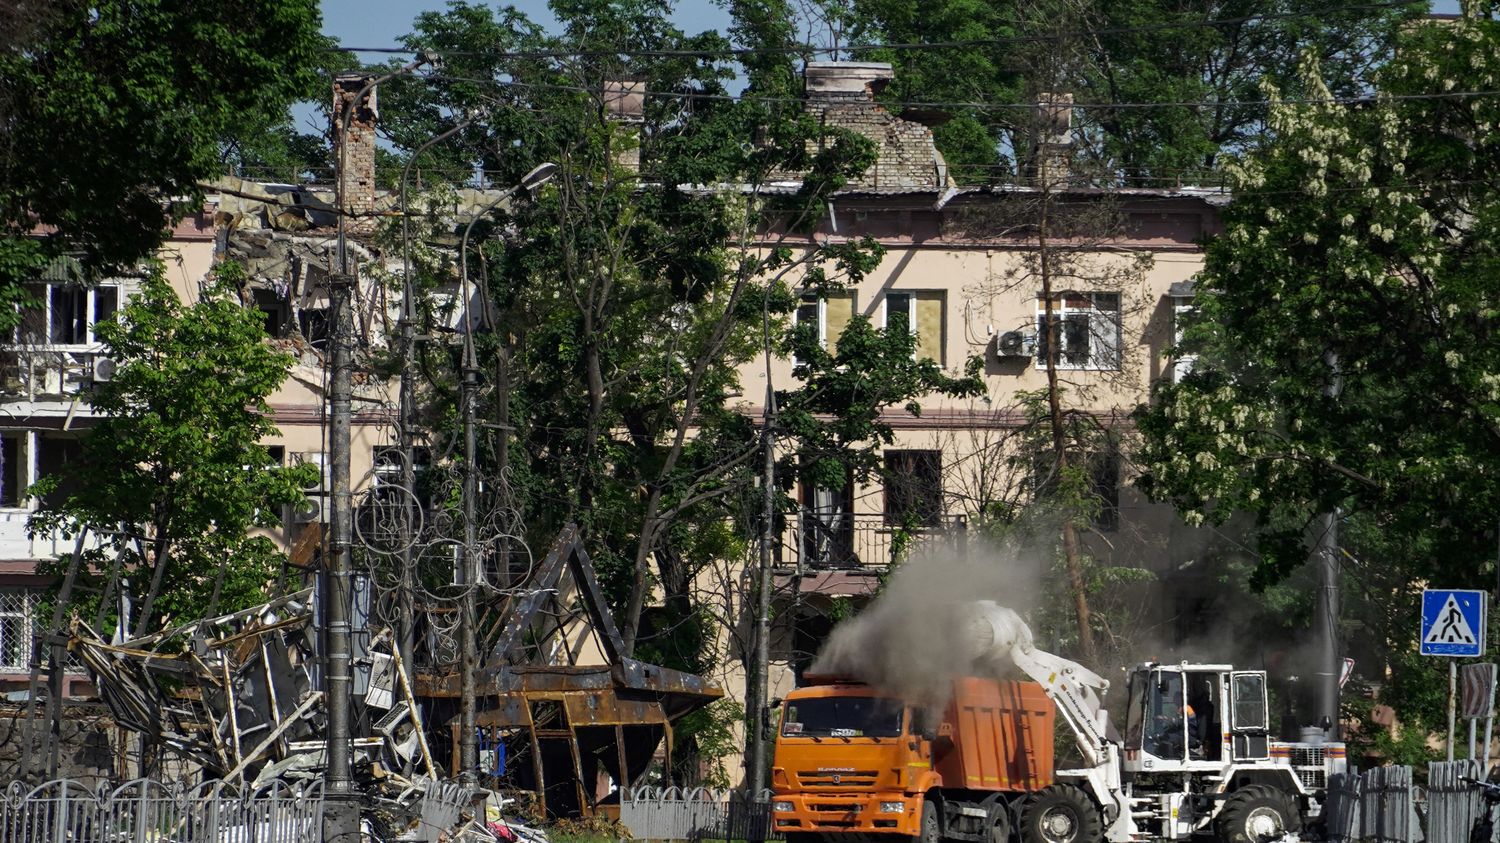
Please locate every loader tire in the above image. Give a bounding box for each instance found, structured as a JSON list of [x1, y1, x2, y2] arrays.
[[1215, 784, 1296, 843], [1020, 784, 1101, 843]]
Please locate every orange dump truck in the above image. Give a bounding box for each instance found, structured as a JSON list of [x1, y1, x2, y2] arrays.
[[771, 676, 1095, 843]]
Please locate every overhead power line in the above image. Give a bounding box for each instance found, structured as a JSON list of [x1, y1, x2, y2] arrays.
[[422, 71, 1500, 113], [333, 0, 1425, 60]]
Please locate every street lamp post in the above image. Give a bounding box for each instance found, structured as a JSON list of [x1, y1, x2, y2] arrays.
[[397, 114, 483, 671], [453, 162, 557, 785], [327, 58, 426, 843]]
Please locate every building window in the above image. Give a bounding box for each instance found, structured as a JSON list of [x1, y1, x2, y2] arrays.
[[299, 308, 331, 350], [1171, 295, 1196, 383], [17, 283, 120, 347], [883, 449, 942, 527], [1036, 292, 1121, 370], [0, 432, 26, 509], [0, 590, 37, 671], [883, 291, 945, 364], [794, 292, 856, 362], [1032, 448, 1120, 532]]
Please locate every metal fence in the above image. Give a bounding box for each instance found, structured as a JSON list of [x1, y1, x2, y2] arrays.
[[0, 777, 324, 843], [1321, 763, 1500, 843], [620, 787, 779, 842]]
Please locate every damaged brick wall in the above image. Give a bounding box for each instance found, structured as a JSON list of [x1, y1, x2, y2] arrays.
[[333, 73, 378, 228], [803, 62, 948, 190]]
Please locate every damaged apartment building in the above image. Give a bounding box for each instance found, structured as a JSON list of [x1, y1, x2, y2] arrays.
[[697, 61, 1234, 771], [1, 73, 724, 811]]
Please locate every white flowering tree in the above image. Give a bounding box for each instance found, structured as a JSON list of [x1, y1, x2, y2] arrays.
[[1135, 17, 1500, 746]]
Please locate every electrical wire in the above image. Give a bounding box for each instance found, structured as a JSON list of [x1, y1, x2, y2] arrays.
[[331, 0, 1425, 60]]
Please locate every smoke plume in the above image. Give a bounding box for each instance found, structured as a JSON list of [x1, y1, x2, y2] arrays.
[[809, 541, 1045, 707]]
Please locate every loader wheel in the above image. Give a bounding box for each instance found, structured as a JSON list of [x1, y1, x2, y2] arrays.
[[1215, 785, 1296, 843], [1020, 785, 1102, 843]]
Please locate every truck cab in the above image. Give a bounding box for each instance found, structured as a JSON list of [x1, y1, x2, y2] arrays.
[[770, 681, 932, 838], [771, 677, 1064, 843]]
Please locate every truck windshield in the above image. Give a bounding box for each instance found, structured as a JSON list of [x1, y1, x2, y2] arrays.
[[781, 697, 904, 738]]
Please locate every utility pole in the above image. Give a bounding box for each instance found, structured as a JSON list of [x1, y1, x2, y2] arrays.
[[745, 383, 776, 802], [326, 60, 423, 843], [324, 270, 359, 842], [1314, 350, 1343, 741], [458, 356, 480, 784]]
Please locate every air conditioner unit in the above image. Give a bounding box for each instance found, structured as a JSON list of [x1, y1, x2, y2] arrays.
[[290, 498, 323, 524], [92, 357, 118, 383], [996, 331, 1036, 358]]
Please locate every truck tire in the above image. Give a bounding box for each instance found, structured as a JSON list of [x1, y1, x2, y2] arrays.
[[1215, 784, 1296, 843], [1020, 785, 1101, 843], [917, 800, 941, 843]]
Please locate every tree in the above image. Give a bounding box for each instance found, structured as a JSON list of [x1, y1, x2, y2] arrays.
[[373, 0, 987, 780], [0, 0, 327, 327], [839, 0, 1418, 184], [1136, 16, 1500, 739], [29, 265, 316, 635]]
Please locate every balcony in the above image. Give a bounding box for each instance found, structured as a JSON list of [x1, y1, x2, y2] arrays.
[[780, 512, 968, 572], [0, 349, 111, 400]]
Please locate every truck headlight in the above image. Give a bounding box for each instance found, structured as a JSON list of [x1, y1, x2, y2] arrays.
[[879, 801, 905, 813], [774, 802, 794, 813]]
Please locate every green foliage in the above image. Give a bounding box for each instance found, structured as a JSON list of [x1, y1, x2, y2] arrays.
[[840, 0, 1418, 184], [1137, 20, 1500, 738], [29, 265, 315, 632], [672, 698, 745, 787], [0, 0, 327, 329], [1138, 23, 1500, 589]]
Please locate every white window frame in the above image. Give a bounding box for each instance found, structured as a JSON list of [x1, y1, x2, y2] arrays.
[[1171, 295, 1197, 383], [882, 292, 917, 362], [0, 590, 37, 672], [1035, 291, 1122, 371], [15, 282, 122, 350], [795, 294, 828, 347]]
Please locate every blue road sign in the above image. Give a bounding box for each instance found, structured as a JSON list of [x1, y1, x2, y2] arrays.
[[1422, 589, 1487, 657]]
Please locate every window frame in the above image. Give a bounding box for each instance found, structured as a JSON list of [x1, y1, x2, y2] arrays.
[[882, 449, 943, 527], [16, 282, 122, 349], [1035, 291, 1122, 371]]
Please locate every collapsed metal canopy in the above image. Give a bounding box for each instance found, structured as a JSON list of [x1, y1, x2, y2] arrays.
[[418, 525, 722, 819]]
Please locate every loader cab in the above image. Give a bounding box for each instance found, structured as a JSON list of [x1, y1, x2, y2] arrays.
[[1123, 664, 1272, 773]]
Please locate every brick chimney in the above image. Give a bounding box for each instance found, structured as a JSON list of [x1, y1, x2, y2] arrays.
[[603, 78, 645, 172], [333, 73, 378, 224], [801, 62, 948, 189], [1030, 92, 1074, 187]]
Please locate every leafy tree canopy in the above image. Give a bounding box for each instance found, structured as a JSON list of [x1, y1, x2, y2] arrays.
[[0, 0, 328, 325], [30, 265, 317, 633], [835, 0, 1420, 184], [1136, 18, 1500, 594]]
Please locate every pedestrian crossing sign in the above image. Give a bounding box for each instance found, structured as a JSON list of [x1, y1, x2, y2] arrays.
[[1421, 589, 1487, 657]]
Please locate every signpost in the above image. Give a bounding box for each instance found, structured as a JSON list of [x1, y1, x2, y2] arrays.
[[1421, 588, 1488, 763]]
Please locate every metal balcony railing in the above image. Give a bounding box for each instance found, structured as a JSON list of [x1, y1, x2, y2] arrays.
[[781, 512, 967, 572]]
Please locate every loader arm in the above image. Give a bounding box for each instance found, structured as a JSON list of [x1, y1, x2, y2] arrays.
[[963, 601, 1136, 842]]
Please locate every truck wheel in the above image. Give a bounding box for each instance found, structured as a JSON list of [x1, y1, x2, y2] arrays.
[[1020, 785, 1101, 843], [987, 802, 1013, 843], [1215, 785, 1296, 843], [917, 801, 940, 843]]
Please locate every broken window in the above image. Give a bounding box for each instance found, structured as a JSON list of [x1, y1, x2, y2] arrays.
[[253, 288, 291, 337], [0, 590, 37, 671], [883, 291, 945, 364], [299, 308, 330, 350], [15, 283, 120, 347], [0, 431, 26, 508], [793, 291, 856, 364], [883, 449, 942, 527], [34, 433, 83, 508], [1036, 292, 1121, 370]]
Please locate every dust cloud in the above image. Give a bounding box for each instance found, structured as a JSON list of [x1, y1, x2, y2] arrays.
[[809, 541, 1045, 707]]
